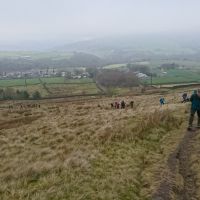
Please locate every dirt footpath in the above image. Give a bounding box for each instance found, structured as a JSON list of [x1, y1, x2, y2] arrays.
[[153, 129, 200, 200]]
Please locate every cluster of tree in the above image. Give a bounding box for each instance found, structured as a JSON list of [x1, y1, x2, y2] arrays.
[[16, 90, 30, 99], [159, 63, 180, 70], [0, 52, 105, 72], [85, 67, 99, 78], [96, 69, 140, 87], [126, 64, 158, 77], [32, 91, 42, 99], [126, 64, 151, 75], [0, 88, 41, 100]]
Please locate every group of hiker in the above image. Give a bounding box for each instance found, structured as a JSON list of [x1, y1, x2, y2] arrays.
[[8, 103, 41, 110], [159, 90, 200, 131], [159, 92, 191, 106], [160, 90, 200, 131], [111, 100, 134, 109], [110, 89, 200, 131], [111, 92, 194, 109]]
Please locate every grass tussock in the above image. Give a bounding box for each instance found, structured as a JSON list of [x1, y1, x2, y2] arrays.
[[96, 109, 183, 144], [136, 109, 183, 139]]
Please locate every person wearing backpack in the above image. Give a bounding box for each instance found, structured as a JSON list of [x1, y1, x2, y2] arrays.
[[188, 89, 200, 131]]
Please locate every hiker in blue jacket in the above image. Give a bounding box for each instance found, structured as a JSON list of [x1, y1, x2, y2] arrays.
[[159, 98, 165, 106], [188, 89, 200, 131]]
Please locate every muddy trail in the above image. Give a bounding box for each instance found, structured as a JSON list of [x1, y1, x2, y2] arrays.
[[153, 129, 199, 200]]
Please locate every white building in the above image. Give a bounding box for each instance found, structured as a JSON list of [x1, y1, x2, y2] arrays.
[[135, 72, 148, 79], [61, 72, 66, 77]]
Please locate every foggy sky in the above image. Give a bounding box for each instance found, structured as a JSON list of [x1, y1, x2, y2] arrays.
[[0, 0, 200, 43]]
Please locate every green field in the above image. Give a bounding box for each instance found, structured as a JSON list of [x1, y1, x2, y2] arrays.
[[41, 77, 93, 84], [148, 59, 200, 69], [26, 78, 41, 85], [0, 77, 100, 97], [48, 83, 100, 96], [0, 77, 94, 87], [11, 85, 49, 97], [103, 63, 127, 69], [102, 61, 200, 85], [103, 60, 200, 70], [1, 67, 200, 98], [0, 79, 27, 87], [41, 77, 65, 84], [145, 69, 200, 85]]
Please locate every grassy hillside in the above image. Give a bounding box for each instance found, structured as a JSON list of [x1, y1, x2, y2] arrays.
[[0, 89, 194, 200]]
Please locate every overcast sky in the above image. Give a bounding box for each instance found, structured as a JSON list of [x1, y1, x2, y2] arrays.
[[0, 0, 200, 43]]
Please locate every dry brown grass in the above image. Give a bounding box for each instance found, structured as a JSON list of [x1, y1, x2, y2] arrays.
[[0, 92, 189, 200], [189, 133, 200, 199]]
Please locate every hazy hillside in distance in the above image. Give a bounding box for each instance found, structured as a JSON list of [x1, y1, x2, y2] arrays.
[[1, 34, 200, 72], [0, 52, 105, 72], [57, 34, 200, 58]]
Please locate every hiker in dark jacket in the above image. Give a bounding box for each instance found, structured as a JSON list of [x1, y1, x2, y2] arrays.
[[121, 100, 126, 109], [130, 101, 134, 108], [188, 89, 200, 131], [182, 93, 190, 103]]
